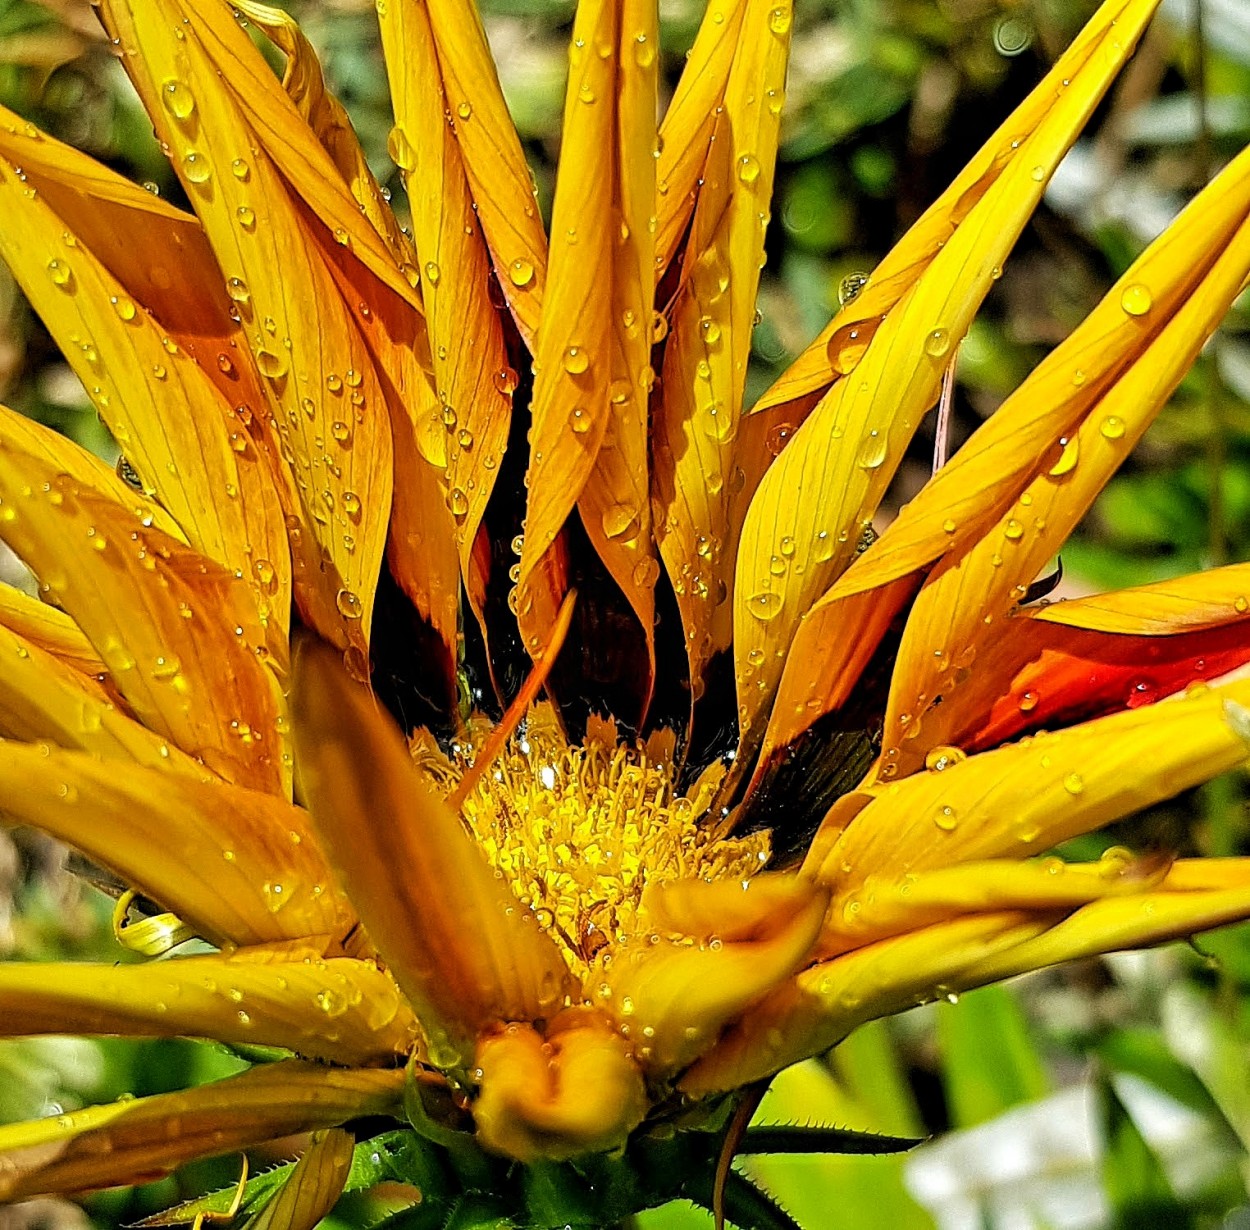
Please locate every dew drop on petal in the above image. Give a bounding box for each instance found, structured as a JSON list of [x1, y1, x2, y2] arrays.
[[336, 588, 363, 619], [161, 78, 196, 120], [563, 346, 589, 375], [1120, 283, 1152, 317], [746, 591, 782, 621], [182, 152, 212, 184], [855, 429, 887, 470], [737, 153, 761, 184], [509, 258, 535, 287], [1100, 415, 1126, 440], [387, 125, 416, 171], [1063, 772, 1085, 796], [923, 327, 951, 358]]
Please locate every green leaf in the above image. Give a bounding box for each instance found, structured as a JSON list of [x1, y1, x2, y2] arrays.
[[741, 1126, 923, 1156], [937, 985, 1049, 1129]]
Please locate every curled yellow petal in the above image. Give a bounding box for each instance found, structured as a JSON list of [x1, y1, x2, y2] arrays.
[[0, 954, 414, 1067], [0, 1062, 404, 1201], [247, 1128, 355, 1230], [606, 873, 828, 1073], [292, 636, 574, 1066], [472, 1014, 646, 1162]]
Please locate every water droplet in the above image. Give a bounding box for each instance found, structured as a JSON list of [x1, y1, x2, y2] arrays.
[[182, 152, 212, 184], [46, 258, 72, 288], [1100, 415, 1126, 440], [602, 503, 640, 540], [633, 33, 655, 66], [231, 157, 250, 181], [699, 316, 722, 345], [509, 258, 535, 287], [1019, 690, 1039, 712], [336, 588, 362, 619], [1003, 518, 1024, 540], [737, 153, 761, 184], [1063, 772, 1085, 796], [837, 272, 868, 306], [569, 406, 591, 434], [253, 558, 275, 587], [449, 487, 469, 517], [236, 204, 256, 229], [1120, 283, 1152, 317], [456, 101, 472, 119], [424, 260, 441, 285], [856, 429, 887, 470], [255, 349, 288, 379], [161, 78, 196, 120], [578, 82, 596, 104], [1235, 596, 1248, 614], [765, 421, 794, 456], [924, 327, 951, 358], [933, 805, 958, 831], [563, 346, 589, 375], [111, 295, 136, 321], [924, 745, 966, 771], [632, 556, 660, 588], [225, 276, 249, 304], [387, 125, 416, 171], [746, 591, 782, 621], [768, 4, 791, 33]]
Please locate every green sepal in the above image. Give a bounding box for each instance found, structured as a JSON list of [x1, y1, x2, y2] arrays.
[[741, 1124, 924, 1155]]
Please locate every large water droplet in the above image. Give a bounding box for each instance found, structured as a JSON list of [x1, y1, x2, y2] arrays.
[[1120, 283, 1152, 317], [182, 152, 212, 184], [856, 429, 887, 470], [746, 591, 782, 621], [336, 588, 362, 619], [509, 258, 535, 287], [737, 153, 761, 185], [161, 78, 196, 120], [563, 346, 589, 375], [387, 125, 416, 171]]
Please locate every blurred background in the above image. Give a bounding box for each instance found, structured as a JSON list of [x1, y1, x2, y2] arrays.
[[1, 0, 1250, 1225]]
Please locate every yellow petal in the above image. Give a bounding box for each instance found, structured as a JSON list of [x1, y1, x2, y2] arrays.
[[0, 743, 354, 948], [472, 1013, 646, 1162], [0, 1061, 403, 1201], [1033, 562, 1250, 634], [731, 0, 1162, 745], [654, 0, 748, 276], [0, 443, 288, 794], [100, 0, 394, 650], [421, 0, 548, 342], [957, 858, 1250, 987], [0, 125, 292, 634], [807, 679, 1250, 889], [606, 873, 828, 1073], [0, 954, 413, 1066], [822, 851, 1171, 958], [0, 581, 102, 675], [749, 0, 1155, 419], [652, 0, 790, 699], [0, 621, 206, 772], [238, 1, 416, 273], [516, 0, 620, 648], [681, 912, 1048, 1096], [377, 0, 512, 628], [879, 163, 1250, 776], [292, 637, 574, 1066], [246, 1128, 355, 1230]]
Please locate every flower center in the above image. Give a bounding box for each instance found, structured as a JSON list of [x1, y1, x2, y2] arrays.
[[414, 704, 771, 980]]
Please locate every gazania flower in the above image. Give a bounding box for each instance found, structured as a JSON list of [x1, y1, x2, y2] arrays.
[[1, 0, 1250, 1222]]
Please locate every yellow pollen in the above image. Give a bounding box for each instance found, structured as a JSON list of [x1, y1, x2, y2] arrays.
[[412, 705, 770, 980]]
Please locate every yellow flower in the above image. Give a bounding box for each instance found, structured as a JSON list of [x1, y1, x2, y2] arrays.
[[0, 0, 1249, 1221]]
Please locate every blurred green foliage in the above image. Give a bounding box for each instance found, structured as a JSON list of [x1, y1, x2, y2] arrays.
[[3, 0, 1250, 1226]]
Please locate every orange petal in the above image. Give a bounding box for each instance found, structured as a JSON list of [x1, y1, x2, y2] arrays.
[[806, 678, 1250, 888], [291, 637, 574, 1066], [607, 872, 828, 1073], [0, 954, 414, 1066], [651, 0, 790, 700], [731, 0, 1162, 746], [421, 0, 548, 342], [0, 743, 354, 948], [881, 160, 1250, 775], [0, 123, 292, 634], [377, 0, 512, 627], [0, 442, 288, 793], [472, 1013, 646, 1162], [0, 1062, 404, 1201], [516, 0, 620, 649], [246, 1128, 355, 1230], [100, 0, 395, 650]]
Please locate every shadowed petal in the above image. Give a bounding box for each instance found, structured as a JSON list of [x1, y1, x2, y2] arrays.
[[292, 637, 574, 1066], [0, 1062, 404, 1201], [246, 1128, 355, 1230]]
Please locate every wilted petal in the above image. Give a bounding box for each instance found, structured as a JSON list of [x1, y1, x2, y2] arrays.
[[605, 873, 827, 1072], [292, 637, 574, 1065], [0, 954, 414, 1066], [0, 1062, 404, 1201], [472, 1015, 646, 1162], [0, 743, 354, 948]]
